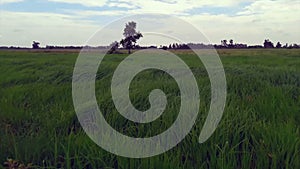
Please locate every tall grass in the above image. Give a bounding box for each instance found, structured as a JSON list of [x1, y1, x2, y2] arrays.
[[0, 49, 299, 168]]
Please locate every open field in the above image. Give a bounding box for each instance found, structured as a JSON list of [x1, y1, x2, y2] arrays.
[[0, 49, 299, 169]]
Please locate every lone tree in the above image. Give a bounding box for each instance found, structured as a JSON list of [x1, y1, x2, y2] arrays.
[[32, 41, 40, 49], [120, 21, 143, 54]]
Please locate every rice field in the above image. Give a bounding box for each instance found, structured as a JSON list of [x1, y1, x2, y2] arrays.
[[0, 49, 299, 169]]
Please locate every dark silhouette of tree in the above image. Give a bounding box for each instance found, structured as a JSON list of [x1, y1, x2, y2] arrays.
[[234, 43, 247, 48], [123, 21, 136, 37], [248, 45, 263, 48], [229, 39, 234, 47], [120, 21, 143, 54], [175, 43, 179, 49], [108, 41, 119, 54], [292, 44, 300, 48], [172, 43, 176, 49], [32, 41, 40, 49], [161, 46, 168, 50], [276, 42, 282, 48], [288, 44, 300, 49], [221, 40, 228, 47], [263, 39, 274, 48]]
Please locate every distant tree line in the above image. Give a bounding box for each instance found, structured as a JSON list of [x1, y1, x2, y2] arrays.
[[1, 38, 299, 50], [45, 45, 108, 49], [262, 39, 300, 49], [154, 39, 300, 50], [122, 39, 299, 50]]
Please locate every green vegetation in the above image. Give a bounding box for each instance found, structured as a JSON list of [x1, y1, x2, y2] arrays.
[[0, 49, 299, 169]]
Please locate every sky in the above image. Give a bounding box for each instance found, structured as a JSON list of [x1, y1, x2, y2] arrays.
[[0, 0, 299, 47]]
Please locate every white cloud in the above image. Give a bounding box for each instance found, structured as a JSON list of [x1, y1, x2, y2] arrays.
[[47, 0, 107, 7], [181, 0, 300, 45], [46, 0, 253, 14], [0, 11, 99, 47], [0, 0, 23, 4], [107, 2, 136, 9], [0, 0, 299, 47], [111, 0, 239, 15], [64, 9, 127, 17], [237, 0, 300, 17]]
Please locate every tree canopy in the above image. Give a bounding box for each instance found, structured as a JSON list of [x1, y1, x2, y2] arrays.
[[120, 21, 143, 54]]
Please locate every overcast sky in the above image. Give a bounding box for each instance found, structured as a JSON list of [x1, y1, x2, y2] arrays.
[[0, 0, 299, 47]]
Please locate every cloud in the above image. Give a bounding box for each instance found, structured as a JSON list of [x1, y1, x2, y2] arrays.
[[107, 2, 137, 9], [181, 0, 300, 45], [0, 10, 99, 47], [61, 0, 299, 45], [64, 9, 127, 17], [237, 0, 300, 17], [45, 0, 253, 15], [0, 0, 299, 47], [47, 0, 107, 7], [0, 0, 23, 4]]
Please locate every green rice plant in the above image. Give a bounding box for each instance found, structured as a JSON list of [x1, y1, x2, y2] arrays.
[[0, 49, 299, 168]]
